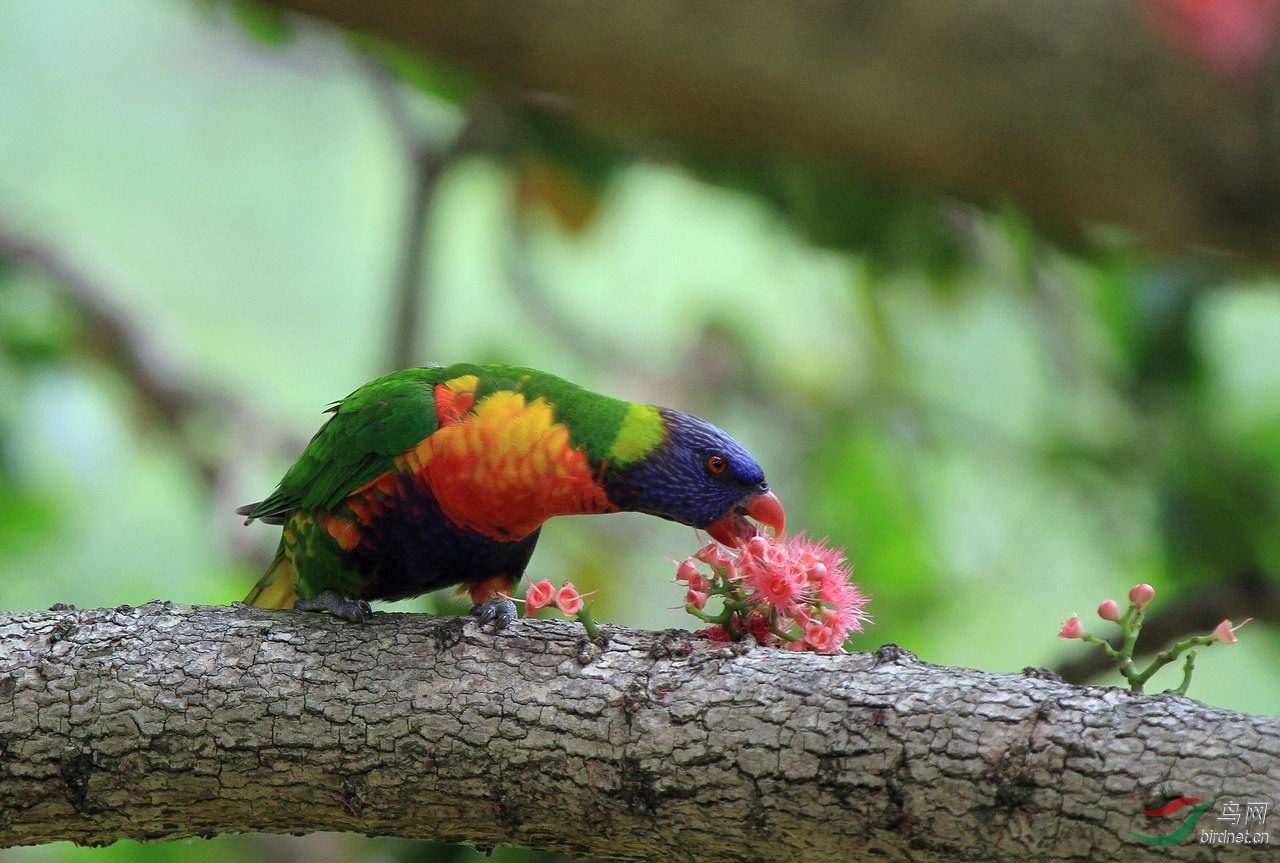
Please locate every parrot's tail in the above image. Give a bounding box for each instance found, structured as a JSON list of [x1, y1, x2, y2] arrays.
[[245, 551, 299, 609]]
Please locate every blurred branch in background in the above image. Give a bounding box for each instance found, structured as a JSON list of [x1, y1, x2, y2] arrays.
[[0, 217, 224, 485], [505, 193, 633, 373], [0, 214, 293, 561], [261, 0, 1280, 266], [360, 57, 505, 372]]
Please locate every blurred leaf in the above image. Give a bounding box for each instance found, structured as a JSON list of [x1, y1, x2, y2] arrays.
[[229, 0, 292, 47], [354, 38, 473, 105], [515, 153, 604, 233], [1099, 261, 1210, 392], [518, 109, 626, 190], [776, 167, 964, 280], [807, 423, 938, 610], [1160, 419, 1280, 583], [0, 274, 78, 369]]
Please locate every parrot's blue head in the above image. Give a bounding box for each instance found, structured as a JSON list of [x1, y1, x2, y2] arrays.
[[604, 409, 784, 545]]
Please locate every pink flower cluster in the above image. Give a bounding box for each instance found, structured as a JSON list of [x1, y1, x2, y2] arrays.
[[1057, 582, 1247, 645], [677, 533, 870, 654]]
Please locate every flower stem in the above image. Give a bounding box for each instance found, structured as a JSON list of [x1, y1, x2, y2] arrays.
[[1171, 649, 1198, 697], [575, 603, 600, 639]]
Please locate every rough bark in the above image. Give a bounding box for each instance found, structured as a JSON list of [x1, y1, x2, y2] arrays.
[[257, 0, 1280, 265], [0, 602, 1275, 860]]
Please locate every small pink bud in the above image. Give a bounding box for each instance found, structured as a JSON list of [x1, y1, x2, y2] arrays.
[[694, 543, 729, 568], [1212, 618, 1250, 644], [1129, 583, 1155, 609], [1097, 599, 1122, 623], [675, 558, 700, 583], [802, 619, 841, 654], [524, 579, 555, 614], [685, 588, 708, 610], [555, 582, 585, 616], [1058, 614, 1085, 639]]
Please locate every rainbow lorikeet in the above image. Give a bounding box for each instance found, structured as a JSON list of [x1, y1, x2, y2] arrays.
[[239, 363, 784, 627]]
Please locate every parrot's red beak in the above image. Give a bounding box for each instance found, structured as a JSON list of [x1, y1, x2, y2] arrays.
[[705, 491, 786, 547]]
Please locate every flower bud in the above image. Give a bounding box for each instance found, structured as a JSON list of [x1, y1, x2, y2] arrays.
[[1097, 599, 1122, 623], [555, 582, 585, 615], [1128, 583, 1155, 609], [524, 579, 555, 614], [1212, 618, 1251, 644], [1058, 614, 1085, 639]]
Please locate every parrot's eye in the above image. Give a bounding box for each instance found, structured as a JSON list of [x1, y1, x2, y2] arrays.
[[705, 453, 728, 475]]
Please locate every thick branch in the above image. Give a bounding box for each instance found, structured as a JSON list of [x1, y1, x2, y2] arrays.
[[0, 603, 1274, 860], [260, 0, 1280, 264]]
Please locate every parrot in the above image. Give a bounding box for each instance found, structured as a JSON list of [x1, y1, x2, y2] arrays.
[[238, 363, 784, 627]]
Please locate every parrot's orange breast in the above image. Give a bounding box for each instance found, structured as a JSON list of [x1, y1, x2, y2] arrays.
[[340, 384, 616, 543]]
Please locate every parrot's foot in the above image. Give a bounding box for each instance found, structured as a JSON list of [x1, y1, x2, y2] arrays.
[[294, 590, 372, 624], [468, 596, 517, 631]]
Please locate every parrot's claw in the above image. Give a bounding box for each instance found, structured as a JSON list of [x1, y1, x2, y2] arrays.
[[469, 597, 517, 631], [294, 590, 372, 624]]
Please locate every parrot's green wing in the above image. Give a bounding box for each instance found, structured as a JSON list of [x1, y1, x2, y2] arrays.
[[241, 368, 447, 522]]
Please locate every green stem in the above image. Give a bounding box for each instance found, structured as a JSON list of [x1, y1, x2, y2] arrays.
[[575, 603, 600, 639], [685, 604, 730, 624], [1171, 649, 1198, 696], [1132, 634, 1215, 690], [1081, 633, 1121, 661], [1120, 604, 1144, 660]]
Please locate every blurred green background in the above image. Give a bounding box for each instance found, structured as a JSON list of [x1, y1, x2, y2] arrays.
[[2, 1, 1279, 861]]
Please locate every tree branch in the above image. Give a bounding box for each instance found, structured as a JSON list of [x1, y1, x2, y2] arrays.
[[1, 602, 1274, 859], [257, 0, 1280, 265], [0, 221, 217, 482]]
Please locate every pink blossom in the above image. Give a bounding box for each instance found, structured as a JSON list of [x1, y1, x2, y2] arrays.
[[742, 557, 806, 612], [685, 587, 708, 610], [524, 579, 555, 614], [555, 582, 585, 616], [802, 617, 842, 653], [1143, 0, 1280, 80], [822, 599, 870, 643], [1129, 583, 1155, 610], [676, 558, 700, 583], [678, 531, 870, 652], [762, 543, 789, 569], [799, 552, 828, 586], [1097, 600, 1122, 623], [695, 542, 730, 568], [1212, 618, 1251, 643], [1058, 615, 1085, 639]]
